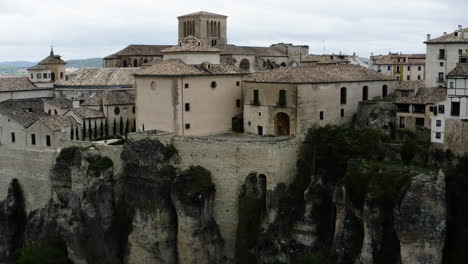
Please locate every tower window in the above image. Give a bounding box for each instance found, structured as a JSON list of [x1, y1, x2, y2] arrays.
[[236, 99, 241, 108], [253, 90, 259, 105], [185, 123, 191, 129], [257, 126, 263, 136], [185, 103, 190, 112], [31, 134, 36, 145], [211, 81, 217, 89], [341, 109, 344, 117], [185, 83, 189, 89]]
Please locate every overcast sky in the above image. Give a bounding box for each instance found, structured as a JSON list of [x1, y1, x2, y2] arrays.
[[0, 0, 466, 61]]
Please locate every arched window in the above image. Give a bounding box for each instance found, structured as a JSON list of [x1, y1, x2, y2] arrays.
[[362, 86, 368, 101], [211, 21, 214, 37], [133, 59, 138, 67], [280, 62, 286, 67], [51, 72, 55, 82], [239, 59, 250, 71], [48, 109, 51, 114], [54, 109, 58, 115], [382, 85, 388, 97], [114, 107, 120, 115], [151, 81, 157, 91], [279, 90, 286, 107], [340, 87, 347, 104], [211, 81, 217, 89]]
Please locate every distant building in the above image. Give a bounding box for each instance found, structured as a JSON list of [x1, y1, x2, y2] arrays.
[[243, 65, 396, 137], [0, 77, 53, 103], [370, 53, 425, 82], [425, 25, 468, 88], [300, 54, 368, 68], [27, 48, 67, 88]]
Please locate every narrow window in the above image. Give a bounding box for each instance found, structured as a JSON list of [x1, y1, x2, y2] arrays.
[[30, 74, 33, 79], [43, 73, 47, 79], [46, 135, 51, 147], [236, 81, 240, 86], [185, 103, 190, 112], [54, 109, 57, 115], [11, 132, 15, 143], [439, 49, 445, 59], [236, 99, 241, 108], [60, 72, 64, 79], [257, 126, 263, 136], [382, 85, 388, 97], [362, 86, 368, 101], [418, 75, 421, 80], [253, 90, 259, 105], [341, 109, 344, 117], [278, 90, 286, 107], [399, 116, 405, 128], [31, 134, 36, 145], [459, 49, 463, 55], [407, 75, 410, 81], [388, 66, 391, 71], [418, 66, 422, 71], [185, 123, 191, 129], [438, 72, 444, 82], [340, 87, 347, 104], [185, 83, 189, 89], [37, 73, 41, 79], [407, 66, 411, 71], [211, 81, 217, 89], [451, 102, 460, 116], [320, 111, 324, 120], [450, 82, 455, 88]]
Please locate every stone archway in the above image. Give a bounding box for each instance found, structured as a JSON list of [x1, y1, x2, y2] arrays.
[[275, 112, 290, 136]]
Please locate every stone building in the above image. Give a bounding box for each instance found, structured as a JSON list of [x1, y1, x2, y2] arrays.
[[44, 98, 73, 116], [242, 65, 396, 137], [27, 49, 67, 88], [300, 53, 368, 68], [370, 53, 425, 82], [0, 77, 53, 103], [134, 36, 248, 136], [104, 11, 309, 72], [425, 25, 468, 88]]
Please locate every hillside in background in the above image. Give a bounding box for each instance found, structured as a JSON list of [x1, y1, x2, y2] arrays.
[[0, 58, 104, 76]]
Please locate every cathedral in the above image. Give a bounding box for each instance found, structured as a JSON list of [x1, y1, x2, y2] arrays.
[[104, 11, 309, 72]]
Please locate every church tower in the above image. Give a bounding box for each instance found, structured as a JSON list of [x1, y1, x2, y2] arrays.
[[178, 11, 227, 47]]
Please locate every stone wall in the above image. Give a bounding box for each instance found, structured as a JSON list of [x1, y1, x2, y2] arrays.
[[355, 101, 395, 134]]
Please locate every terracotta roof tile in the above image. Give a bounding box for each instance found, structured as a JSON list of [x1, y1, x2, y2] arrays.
[[135, 59, 247, 76], [396, 80, 425, 91], [426, 28, 468, 44], [0, 77, 39, 92], [178, 11, 227, 18], [104, 45, 171, 59], [39, 115, 77, 131], [0, 99, 47, 127], [44, 98, 73, 109], [395, 88, 446, 104], [221, 45, 286, 57], [447, 63, 468, 77], [161, 36, 222, 53], [56, 68, 138, 87], [68, 108, 105, 119]]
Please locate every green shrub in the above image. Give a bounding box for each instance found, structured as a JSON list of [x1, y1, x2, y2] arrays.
[[400, 138, 417, 165], [163, 144, 178, 160], [236, 193, 264, 263], [16, 236, 70, 264], [112, 196, 135, 262], [88, 157, 113, 172], [175, 166, 214, 203]]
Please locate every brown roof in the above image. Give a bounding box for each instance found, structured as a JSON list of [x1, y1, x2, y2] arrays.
[[396, 80, 425, 91], [395, 88, 446, 104], [245, 65, 394, 84], [301, 54, 351, 64], [426, 28, 468, 44], [0, 99, 47, 127], [55, 68, 138, 87], [178, 11, 227, 18], [27, 50, 66, 70], [44, 98, 73, 109], [77, 90, 134, 106], [371, 54, 425, 65], [222, 45, 287, 57], [161, 36, 222, 53], [39, 115, 77, 131], [68, 108, 105, 119], [135, 59, 247, 76], [104, 45, 171, 59], [447, 63, 468, 77], [0, 77, 39, 92]]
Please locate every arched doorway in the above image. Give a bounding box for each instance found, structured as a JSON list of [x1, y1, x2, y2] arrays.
[[239, 59, 250, 71], [275, 112, 290, 136]]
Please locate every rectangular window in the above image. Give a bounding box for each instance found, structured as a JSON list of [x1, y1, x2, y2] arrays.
[[436, 120, 442, 127], [278, 90, 286, 107], [185, 123, 191, 129], [185, 103, 190, 112], [257, 126, 263, 136], [459, 49, 463, 55], [440, 62, 444, 67], [407, 75, 410, 80], [438, 72, 444, 82], [401, 91, 409, 97], [396, 66, 401, 73], [340, 87, 347, 104], [253, 90, 259, 105], [236, 81, 240, 86], [184, 83, 189, 89], [46, 135, 51, 147], [11, 132, 15, 143], [236, 99, 241, 108], [450, 82, 455, 88], [417, 75, 421, 80], [37, 73, 41, 79], [438, 105, 445, 114], [320, 111, 324, 120], [341, 109, 344, 117], [30, 74, 33, 79], [43, 73, 47, 79], [416, 117, 425, 127], [451, 102, 460, 116], [436, 132, 441, 139], [439, 49, 446, 59], [399, 116, 405, 128], [407, 66, 411, 71], [418, 66, 422, 71], [388, 66, 391, 71], [31, 134, 36, 145]]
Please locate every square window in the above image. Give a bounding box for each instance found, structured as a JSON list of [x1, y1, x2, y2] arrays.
[[185, 123, 191, 129], [436, 120, 442, 127], [436, 132, 441, 139], [184, 83, 189, 89]]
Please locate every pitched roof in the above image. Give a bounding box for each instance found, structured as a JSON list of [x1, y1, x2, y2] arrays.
[[178, 11, 227, 18], [245, 65, 394, 84], [0, 99, 47, 128], [27, 50, 66, 70], [395, 88, 446, 104], [68, 108, 105, 119], [425, 28, 468, 44], [371, 54, 425, 65], [0, 77, 39, 92], [301, 54, 351, 64], [396, 80, 425, 91], [161, 36, 222, 53], [55, 68, 138, 87], [44, 98, 73, 109], [221, 45, 287, 57], [39, 116, 77, 131], [104, 45, 171, 59], [447, 63, 468, 77], [76, 90, 134, 106], [135, 59, 247, 76]]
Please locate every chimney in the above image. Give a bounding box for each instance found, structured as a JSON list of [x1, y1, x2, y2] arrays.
[[427, 34, 431, 41], [72, 100, 80, 109], [459, 25, 463, 30]]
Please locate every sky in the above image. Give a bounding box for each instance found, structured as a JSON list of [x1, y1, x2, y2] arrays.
[[0, 0, 466, 62]]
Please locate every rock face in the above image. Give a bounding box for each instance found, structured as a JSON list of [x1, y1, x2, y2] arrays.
[[171, 167, 224, 264], [395, 170, 447, 264], [0, 179, 26, 261], [355, 101, 395, 135]]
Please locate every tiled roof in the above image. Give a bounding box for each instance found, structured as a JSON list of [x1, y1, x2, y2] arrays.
[[68, 108, 105, 119], [135, 59, 247, 76], [245, 65, 394, 84], [104, 45, 171, 59], [0, 77, 39, 92], [39, 115, 77, 131], [44, 98, 73, 109], [396, 80, 425, 91], [371, 54, 425, 65], [301, 54, 351, 64], [77, 90, 134, 106], [221, 45, 287, 57], [395, 88, 446, 104], [178, 11, 227, 18], [27, 50, 66, 70], [55, 68, 138, 87], [161, 36, 222, 53], [27, 64, 50, 70], [0, 99, 47, 128], [447, 63, 468, 77], [426, 28, 468, 44]]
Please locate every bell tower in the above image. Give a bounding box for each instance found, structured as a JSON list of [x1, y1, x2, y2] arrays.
[[178, 11, 227, 47]]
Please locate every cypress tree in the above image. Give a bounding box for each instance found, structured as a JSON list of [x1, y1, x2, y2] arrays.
[[70, 126, 74, 140], [133, 119, 136, 132], [105, 119, 109, 138], [88, 119, 92, 141], [113, 118, 117, 137], [82, 121, 87, 140], [76, 127, 79, 141], [119, 116, 124, 136], [94, 120, 98, 139], [100, 121, 104, 139]]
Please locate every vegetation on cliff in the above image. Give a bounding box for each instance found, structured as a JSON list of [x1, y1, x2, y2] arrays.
[[15, 236, 70, 264]]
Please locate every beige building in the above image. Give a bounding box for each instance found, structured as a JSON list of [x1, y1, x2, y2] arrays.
[[243, 65, 396, 137], [104, 11, 309, 72], [27, 49, 67, 88], [370, 53, 426, 82], [134, 37, 248, 136], [0, 77, 53, 103]]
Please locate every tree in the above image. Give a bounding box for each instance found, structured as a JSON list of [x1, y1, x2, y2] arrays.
[[100, 120, 104, 139], [82, 121, 87, 141], [88, 119, 92, 141], [113, 118, 117, 137], [93, 120, 98, 139], [104, 119, 109, 138], [70, 126, 74, 140], [119, 116, 124, 136]]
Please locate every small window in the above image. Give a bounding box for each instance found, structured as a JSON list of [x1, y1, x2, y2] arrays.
[[132, 106, 135, 113], [258, 112, 261, 116], [253, 90, 259, 105], [114, 107, 120, 115], [236, 81, 240, 86], [459, 49, 463, 55], [31, 134, 36, 145], [401, 91, 409, 97], [436, 120, 442, 127], [43, 73, 47, 79], [54, 109, 57, 115], [436, 132, 441, 139], [438, 72, 444, 82], [37, 73, 41, 79], [11, 132, 15, 143], [185, 83, 189, 89], [340, 87, 347, 104], [30, 74, 33, 79], [236, 99, 241, 108], [399, 116, 405, 128], [46, 135, 51, 147], [387, 66, 391, 71], [185, 103, 190, 112], [439, 49, 446, 59], [440, 62, 444, 67], [416, 118, 425, 127], [185, 123, 191, 129], [362, 86, 368, 101], [418, 75, 421, 80], [48, 109, 51, 114], [248, 121, 251, 126], [450, 82, 455, 88], [439, 105, 445, 114], [382, 85, 388, 97], [341, 109, 344, 117], [407, 75, 410, 81], [320, 111, 324, 120], [151, 81, 157, 91], [418, 66, 422, 71], [257, 126, 263, 136], [407, 66, 411, 71], [278, 90, 286, 107], [451, 102, 460, 116], [60, 72, 64, 79], [211, 81, 217, 89]]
